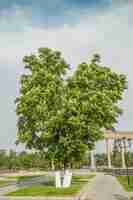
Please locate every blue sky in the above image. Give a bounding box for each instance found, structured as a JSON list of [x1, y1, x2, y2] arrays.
[[0, 0, 133, 152], [0, 0, 113, 30]]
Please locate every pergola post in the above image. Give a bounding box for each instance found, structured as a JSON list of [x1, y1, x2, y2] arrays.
[[121, 145, 126, 169], [106, 139, 112, 168], [90, 150, 96, 170]]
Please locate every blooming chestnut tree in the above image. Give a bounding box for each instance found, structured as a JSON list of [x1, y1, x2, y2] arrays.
[[16, 48, 127, 187]]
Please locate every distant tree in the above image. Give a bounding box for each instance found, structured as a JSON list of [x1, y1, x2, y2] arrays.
[[16, 48, 127, 187], [111, 152, 122, 168], [95, 153, 107, 166], [7, 150, 18, 171], [0, 150, 8, 169]]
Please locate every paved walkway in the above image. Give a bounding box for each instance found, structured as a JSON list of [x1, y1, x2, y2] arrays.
[[85, 174, 129, 200]]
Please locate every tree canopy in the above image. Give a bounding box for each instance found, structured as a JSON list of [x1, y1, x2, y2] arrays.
[[16, 48, 127, 169]]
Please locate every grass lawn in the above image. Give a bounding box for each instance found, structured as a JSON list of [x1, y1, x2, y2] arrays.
[[117, 176, 133, 192], [0, 180, 15, 187], [7, 174, 95, 197], [0, 175, 42, 188]]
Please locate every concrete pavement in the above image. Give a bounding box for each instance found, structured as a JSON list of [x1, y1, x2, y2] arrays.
[[85, 173, 129, 200]]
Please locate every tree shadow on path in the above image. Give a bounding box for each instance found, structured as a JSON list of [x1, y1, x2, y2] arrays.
[[113, 194, 129, 200]]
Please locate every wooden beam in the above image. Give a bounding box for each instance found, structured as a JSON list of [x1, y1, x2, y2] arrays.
[[104, 130, 133, 139]]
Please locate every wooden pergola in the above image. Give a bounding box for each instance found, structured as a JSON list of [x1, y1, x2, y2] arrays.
[[90, 130, 133, 170]]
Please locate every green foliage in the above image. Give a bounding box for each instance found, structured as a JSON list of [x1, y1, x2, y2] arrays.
[[0, 150, 50, 171], [111, 152, 122, 168], [95, 153, 107, 166], [0, 150, 8, 169], [15, 48, 127, 169]]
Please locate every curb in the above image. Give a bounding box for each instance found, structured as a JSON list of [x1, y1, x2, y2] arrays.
[[0, 197, 74, 200]]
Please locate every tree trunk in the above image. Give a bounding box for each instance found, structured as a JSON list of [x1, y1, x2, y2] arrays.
[[51, 159, 55, 170], [63, 169, 72, 188], [55, 171, 61, 188]]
